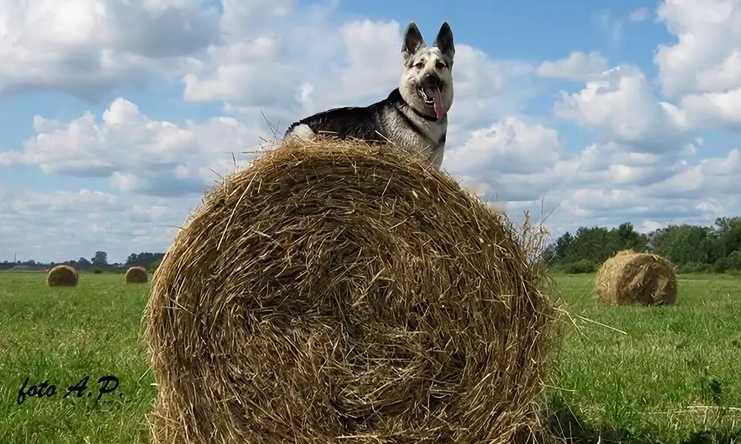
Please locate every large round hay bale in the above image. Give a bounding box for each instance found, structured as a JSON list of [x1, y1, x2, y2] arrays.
[[125, 266, 148, 284], [47, 265, 78, 287], [595, 250, 677, 305], [146, 139, 555, 443]]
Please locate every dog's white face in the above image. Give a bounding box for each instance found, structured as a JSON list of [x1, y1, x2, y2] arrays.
[[399, 23, 455, 121]]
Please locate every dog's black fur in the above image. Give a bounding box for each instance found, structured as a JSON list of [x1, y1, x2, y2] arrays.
[[285, 89, 442, 146]]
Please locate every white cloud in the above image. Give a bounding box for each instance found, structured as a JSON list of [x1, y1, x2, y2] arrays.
[[536, 51, 608, 82], [3, 0, 741, 261], [306, 19, 402, 110], [0, 98, 270, 195], [446, 117, 561, 175], [218, 0, 294, 37], [0, 0, 220, 97], [181, 13, 534, 135], [648, 148, 741, 197], [656, 0, 741, 96], [0, 0, 535, 138], [6, 189, 116, 214], [549, 144, 739, 236], [0, 188, 197, 263], [181, 0, 340, 119], [554, 65, 689, 151], [681, 87, 741, 129], [444, 47, 535, 139], [183, 36, 301, 109], [444, 117, 562, 202]]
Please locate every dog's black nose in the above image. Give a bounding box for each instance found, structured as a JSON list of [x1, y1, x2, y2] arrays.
[[421, 73, 442, 88]]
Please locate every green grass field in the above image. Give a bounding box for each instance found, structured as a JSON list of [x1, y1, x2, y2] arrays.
[[0, 271, 739, 443]]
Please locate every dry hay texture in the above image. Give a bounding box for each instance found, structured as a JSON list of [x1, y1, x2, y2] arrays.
[[146, 139, 555, 444], [125, 266, 148, 284], [595, 250, 678, 305], [47, 265, 79, 287]]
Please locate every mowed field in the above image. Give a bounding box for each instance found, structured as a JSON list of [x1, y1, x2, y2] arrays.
[[0, 271, 739, 443]]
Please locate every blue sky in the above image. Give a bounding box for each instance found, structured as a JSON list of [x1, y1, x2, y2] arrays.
[[1, 0, 740, 263]]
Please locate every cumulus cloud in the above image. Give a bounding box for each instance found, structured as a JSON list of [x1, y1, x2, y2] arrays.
[[0, 98, 269, 195], [554, 65, 690, 151], [182, 0, 340, 116], [647, 148, 741, 198], [632, 0, 741, 131], [218, 0, 294, 36], [0, 0, 221, 97], [536, 51, 608, 82], [447, 47, 534, 134], [446, 117, 561, 176], [4, 0, 741, 261], [444, 121, 733, 240], [182, 13, 534, 134], [182, 35, 298, 105], [681, 87, 741, 130], [656, 0, 741, 96], [444, 117, 562, 202], [559, 142, 685, 187], [0, 188, 197, 262]]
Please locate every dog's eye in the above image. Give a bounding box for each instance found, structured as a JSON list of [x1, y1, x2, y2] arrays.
[[415, 62, 424, 69], [436, 61, 447, 70]]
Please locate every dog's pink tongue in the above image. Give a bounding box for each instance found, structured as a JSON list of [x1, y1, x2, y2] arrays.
[[432, 87, 445, 120]]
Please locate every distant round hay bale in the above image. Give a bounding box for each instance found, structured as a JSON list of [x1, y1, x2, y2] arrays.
[[47, 265, 78, 287], [595, 250, 677, 305], [125, 266, 148, 284], [146, 139, 555, 443]]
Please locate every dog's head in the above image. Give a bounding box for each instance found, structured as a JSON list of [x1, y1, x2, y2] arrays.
[[399, 22, 454, 121]]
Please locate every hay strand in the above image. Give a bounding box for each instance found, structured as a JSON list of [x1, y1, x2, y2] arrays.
[[145, 138, 555, 443], [595, 250, 677, 305], [47, 265, 79, 287]]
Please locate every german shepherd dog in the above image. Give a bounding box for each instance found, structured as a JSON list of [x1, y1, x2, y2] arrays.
[[285, 22, 454, 169]]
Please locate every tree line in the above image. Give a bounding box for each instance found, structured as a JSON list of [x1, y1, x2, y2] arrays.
[[0, 251, 164, 273], [545, 217, 741, 273]]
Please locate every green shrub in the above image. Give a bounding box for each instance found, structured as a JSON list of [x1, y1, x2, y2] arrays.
[[727, 251, 741, 270], [148, 259, 162, 274], [713, 258, 729, 273], [678, 262, 710, 274], [557, 259, 597, 274]]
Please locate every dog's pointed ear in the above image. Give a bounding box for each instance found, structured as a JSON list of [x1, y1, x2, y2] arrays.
[[435, 22, 455, 62], [402, 22, 425, 61]]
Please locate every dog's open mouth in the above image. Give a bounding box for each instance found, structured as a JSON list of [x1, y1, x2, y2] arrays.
[[417, 86, 445, 120]]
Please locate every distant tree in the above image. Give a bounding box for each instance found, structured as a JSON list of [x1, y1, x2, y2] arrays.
[[545, 219, 741, 272], [77, 257, 92, 269], [567, 226, 613, 264], [91, 251, 108, 266], [148, 257, 164, 273], [652, 225, 713, 265], [553, 232, 573, 261], [126, 252, 165, 269], [615, 222, 648, 252], [126, 253, 138, 266], [548, 222, 647, 267], [727, 250, 741, 270], [711, 217, 741, 260]]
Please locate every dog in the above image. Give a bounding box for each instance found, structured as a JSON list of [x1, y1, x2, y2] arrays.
[[285, 22, 454, 169]]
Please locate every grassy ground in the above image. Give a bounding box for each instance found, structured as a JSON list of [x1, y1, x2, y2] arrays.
[[0, 272, 154, 443], [550, 273, 741, 443], [0, 271, 739, 443]]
